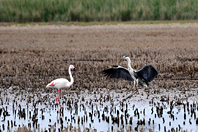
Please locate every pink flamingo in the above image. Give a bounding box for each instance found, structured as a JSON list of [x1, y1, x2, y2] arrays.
[[46, 65, 75, 103]]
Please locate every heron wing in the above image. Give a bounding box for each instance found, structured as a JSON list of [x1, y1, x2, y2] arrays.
[[101, 66, 134, 81], [135, 65, 158, 82]]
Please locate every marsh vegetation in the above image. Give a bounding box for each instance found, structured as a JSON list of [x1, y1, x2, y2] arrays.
[[1, 0, 198, 22], [0, 24, 197, 131]]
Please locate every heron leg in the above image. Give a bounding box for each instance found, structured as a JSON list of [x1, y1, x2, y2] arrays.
[[132, 81, 135, 90], [136, 79, 139, 93], [132, 80, 136, 94]]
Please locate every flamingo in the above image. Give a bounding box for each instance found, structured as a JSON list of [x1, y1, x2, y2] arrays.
[[46, 65, 75, 103]]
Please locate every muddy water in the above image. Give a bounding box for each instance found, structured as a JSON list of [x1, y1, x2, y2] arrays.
[[0, 87, 198, 132]]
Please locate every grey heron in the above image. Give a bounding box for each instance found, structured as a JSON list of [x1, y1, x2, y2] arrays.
[[101, 56, 158, 93]]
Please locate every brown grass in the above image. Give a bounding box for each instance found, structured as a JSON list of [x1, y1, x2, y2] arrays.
[[0, 24, 197, 93]]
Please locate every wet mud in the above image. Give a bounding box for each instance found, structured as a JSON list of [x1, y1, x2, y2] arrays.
[[1, 86, 198, 131]]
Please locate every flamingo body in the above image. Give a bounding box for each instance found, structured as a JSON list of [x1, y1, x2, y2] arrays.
[[46, 78, 72, 89]]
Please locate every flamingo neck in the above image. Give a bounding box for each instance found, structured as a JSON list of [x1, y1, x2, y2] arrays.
[[68, 67, 74, 87]]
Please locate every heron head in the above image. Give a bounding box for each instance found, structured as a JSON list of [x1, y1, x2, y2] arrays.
[[122, 55, 129, 59], [122, 56, 131, 63], [118, 55, 127, 59], [118, 56, 130, 61]]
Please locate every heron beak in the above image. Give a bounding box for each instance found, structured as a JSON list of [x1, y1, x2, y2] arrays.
[[118, 57, 122, 59]]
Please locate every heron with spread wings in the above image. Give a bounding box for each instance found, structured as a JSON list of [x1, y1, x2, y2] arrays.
[[101, 56, 158, 93]]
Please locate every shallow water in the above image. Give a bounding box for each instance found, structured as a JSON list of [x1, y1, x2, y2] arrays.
[[0, 87, 198, 132]]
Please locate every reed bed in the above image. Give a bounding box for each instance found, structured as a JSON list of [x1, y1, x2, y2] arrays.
[[0, 0, 198, 22]]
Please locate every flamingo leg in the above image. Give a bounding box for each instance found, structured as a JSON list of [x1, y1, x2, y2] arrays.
[[56, 89, 60, 104], [56, 89, 58, 100], [55, 89, 61, 112], [59, 89, 61, 102]]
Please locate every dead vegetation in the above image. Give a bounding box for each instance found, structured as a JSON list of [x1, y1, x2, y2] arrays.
[[0, 47, 197, 92], [0, 24, 198, 132], [0, 24, 197, 92]]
